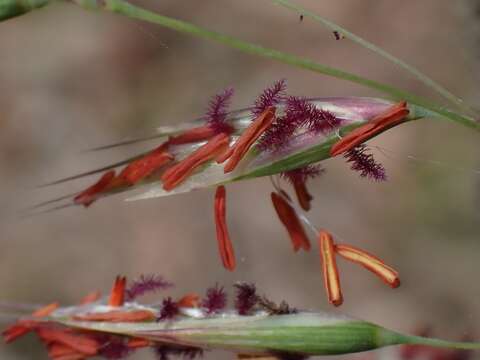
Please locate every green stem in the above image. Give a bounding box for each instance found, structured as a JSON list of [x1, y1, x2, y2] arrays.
[[0, 0, 49, 21], [71, 0, 480, 131], [271, 0, 477, 116]]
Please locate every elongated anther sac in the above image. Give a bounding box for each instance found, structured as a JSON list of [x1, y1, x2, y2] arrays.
[[72, 309, 156, 322], [2, 302, 59, 343], [330, 101, 409, 157], [318, 230, 343, 306], [73, 170, 116, 207], [162, 133, 230, 191], [271, 192, 311, 252], [293, 180, 313, 212], [36, 328, 99, 356], [220, 107, 276, 173], [119, 150, 174, 185], [168, 125, 217, 145], [214, 186, 236, 271], [79, 291, 101, 305], [177, 293, 201, 308], [335, 244, 400, 288], [108, 276, 126, 307]]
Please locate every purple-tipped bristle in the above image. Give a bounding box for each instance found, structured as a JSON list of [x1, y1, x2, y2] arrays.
[[206, 87, 235, 134], [158, 297, 179, 321], [257, 96, 341, 152], [125, 274, 173, 301], [234, 282, 258, 315], [202, 284, 227, 314], [344, 145, 387, 181], [252, 79, 287, 116]]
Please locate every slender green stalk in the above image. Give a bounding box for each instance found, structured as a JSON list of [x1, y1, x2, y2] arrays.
[[70, 0, 480, 131], [271, 0, 477, 116], [0, 0, 49, 20]]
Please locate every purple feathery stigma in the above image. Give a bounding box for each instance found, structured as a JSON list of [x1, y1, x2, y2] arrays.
[[344, 145, 387, 181]]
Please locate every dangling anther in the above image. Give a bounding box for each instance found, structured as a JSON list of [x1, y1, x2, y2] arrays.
[[335, 244, 400, 288], [318, 230, 343, 306], [271, 191, 311, 252], [214, 186, 236, 271]]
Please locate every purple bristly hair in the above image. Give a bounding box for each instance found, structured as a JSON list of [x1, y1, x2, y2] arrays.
[[234, 282, 259, 315], [285, 96, 341, 134], [281, 165, 325, 185], [201, 284, 227, 314], [252, 79, 287, 117], [256, 96, 341, 152], [125, 274, 173, 301], [206, 87, 235, 134], [157, 297, 179, 321], [344, 145, 387, 181]]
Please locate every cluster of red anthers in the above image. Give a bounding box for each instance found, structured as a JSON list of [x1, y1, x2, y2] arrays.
[[70, 81, 410, 306], [2, 275, 293, 360]]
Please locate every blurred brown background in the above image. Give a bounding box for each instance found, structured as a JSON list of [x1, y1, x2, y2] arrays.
[[0, 0, 479, 359]]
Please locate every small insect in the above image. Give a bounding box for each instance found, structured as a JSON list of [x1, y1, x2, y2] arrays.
[[333, 30, 345, 40], [299, 14, 304, 22]]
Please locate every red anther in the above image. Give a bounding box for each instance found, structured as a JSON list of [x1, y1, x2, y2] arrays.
[[330, 101, 409, 157], [108, 276, 126, 307], [79, 291, 101, 305], [47, 342, 85, 360], [271, 191, 311, 252], [32, 302, 59, 317], [36, 328, 99, 356], [318, 230, 343, 306], [214, 186, 236, 271], [177, 293, 201, 308], [335, 244, 400, 288], [119, 149, 174, 185], [2, 302, 59, 343], [219, 107, 276, 173], [127, 338, 150, 349], [72, 309, 155, 322], [73, 170, 116, 207], [292, 180, 313, 212], [162, 133, 230, 191], [168, 126, 216, 145]]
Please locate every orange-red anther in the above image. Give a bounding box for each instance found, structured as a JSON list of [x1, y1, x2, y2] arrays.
[[330, 101, 409, 157], [177, 293, 201, 308], [168, 126, 216, 145], [108, 276, 126, 307], [47, 342, 85, 360], [292, 180, 313, 212], [162, 133, 230, 191], [335, 244, 400, 288], [219, 107, 276, 173], [79, 291, 101, 305], [318, 230, 343, 306], [271, 192, 311, 252], [36, 328, 99, 356], [119, 148, 174, 185], [127, 338, 150, 349], [74, 170, 116, 207], [72, 309, 155, 322], [32, 302, 59, 317], [214, 186, 236, 271], [2, 302, 59, 343]]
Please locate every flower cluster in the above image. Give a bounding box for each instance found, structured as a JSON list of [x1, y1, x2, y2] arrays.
[[36, 82, 411, 306], [2, 275, 295, 360]]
